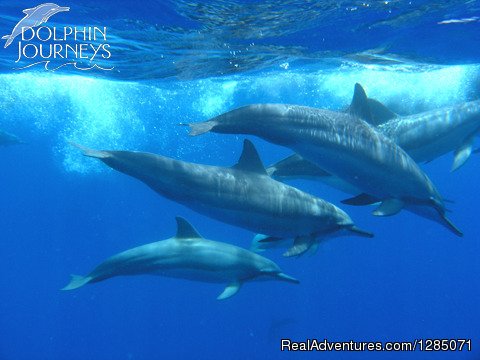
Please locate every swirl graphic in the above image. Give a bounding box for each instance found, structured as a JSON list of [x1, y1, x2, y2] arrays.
[[14, 60, 115, 71]]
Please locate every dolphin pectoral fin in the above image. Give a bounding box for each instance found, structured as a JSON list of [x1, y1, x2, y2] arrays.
[[342, 193, 379, 206], [217, 281, 241, 300], [233, 140, 268, 175], [257, 235, 282, 243], [451, 135, 475, 172], [275, 273, 300, 284], [1, 35, 9, 39], [372, 199, 404, 216], [62, 275, 92, 291], [185, 120, 216, 136], [348, 226, 374, 238], [70, 142, 110, 159], [306, 241, 319, 256], [283, 236, 314, 257]]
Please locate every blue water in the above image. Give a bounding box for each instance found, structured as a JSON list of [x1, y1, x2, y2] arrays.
[[1, 1, 479, 359]]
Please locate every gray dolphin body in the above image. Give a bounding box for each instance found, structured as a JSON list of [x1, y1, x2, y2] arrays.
[[74, 140, 372, 256], [378, 100, 480, 171], [2, 3, 70, 48], [187, 86, 462, 237], [0, 130, 23, 146], [62, 217, 299, 300], [268, 91, 480, 181]]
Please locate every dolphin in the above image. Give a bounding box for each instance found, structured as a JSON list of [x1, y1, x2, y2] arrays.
[[186, 85, 462, 237], [268, 85, 480, 181], [2, 3, 70, 48], [72, 140, 372, 256], [347, 84, 480, 171], [62, 217, 299, 300], [377, 100, 480, 172], [0, 130, 24, 146]]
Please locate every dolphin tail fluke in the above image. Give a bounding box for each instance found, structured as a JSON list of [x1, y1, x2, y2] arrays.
[[217, 281, 241, 300], [184, 121, 216, 136], [62, 274, 92, 290], [3, 37, 12, 48], [70, 142, 110, 159], [275, 272, 300, 284]]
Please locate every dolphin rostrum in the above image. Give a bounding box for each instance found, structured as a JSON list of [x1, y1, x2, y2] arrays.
[[73, 140, 372, 256], [0, 130, 24, 146], [62, 217, 299, 300], [2, 3, 70, 48], [186, 85, 462, 237]]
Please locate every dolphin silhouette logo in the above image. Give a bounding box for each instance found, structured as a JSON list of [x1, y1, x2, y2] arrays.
[[2, 3, 70, 48]]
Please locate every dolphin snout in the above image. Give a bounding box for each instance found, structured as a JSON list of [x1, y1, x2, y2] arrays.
[[347, 225, 374, 238]]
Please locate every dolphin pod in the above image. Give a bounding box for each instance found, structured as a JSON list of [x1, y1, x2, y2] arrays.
[[72, 140, 373, 257], [65, 82, 470, 299], [62, 217, 299, 300], [186, 84, 463, 237]]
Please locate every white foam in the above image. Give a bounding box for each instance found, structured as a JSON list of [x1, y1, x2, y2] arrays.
[[1, 63, 478, 174]]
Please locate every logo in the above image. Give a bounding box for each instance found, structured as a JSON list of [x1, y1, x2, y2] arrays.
[[3, 3, 114, 71]]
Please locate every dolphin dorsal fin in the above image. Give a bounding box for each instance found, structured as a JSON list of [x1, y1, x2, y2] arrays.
[[367, 98, 397, 125], [348, 83, 373, 123], [233, 139, 268, 175], [175, 217, 203, 239]]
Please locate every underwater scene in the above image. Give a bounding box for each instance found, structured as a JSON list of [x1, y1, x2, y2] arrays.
[[0, 0, 479, 359]]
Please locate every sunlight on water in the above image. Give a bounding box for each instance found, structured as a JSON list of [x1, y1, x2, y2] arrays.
[[0, 73, 146, 174], [193, 80, 238, 117], [0, 62, 478, 174], [319, 64, 479, 114], [58, 78, 145, 174], [245, 64, 479, 112]]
